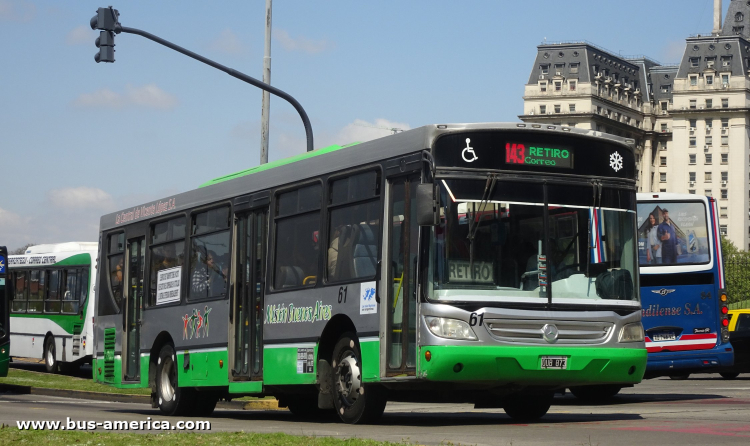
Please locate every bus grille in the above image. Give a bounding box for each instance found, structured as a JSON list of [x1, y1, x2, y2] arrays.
[[485, 319, 614, 344], [103, 328, 116, 382]]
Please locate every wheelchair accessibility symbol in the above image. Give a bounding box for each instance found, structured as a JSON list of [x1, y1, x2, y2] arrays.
[[462, 138, 479, 163]]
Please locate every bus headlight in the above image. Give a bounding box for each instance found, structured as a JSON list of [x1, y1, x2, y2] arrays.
[[618, 323, 644, 343], [425, 317, 477, 341]]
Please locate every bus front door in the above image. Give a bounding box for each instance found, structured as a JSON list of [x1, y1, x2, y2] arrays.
[[123, 237, 145, 381], [231, 208, 267, 381], [384, 174, 419, 377]]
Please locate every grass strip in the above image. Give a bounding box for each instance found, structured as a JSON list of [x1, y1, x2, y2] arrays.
[[0, 369, 150, 396], [0, 429, 410, 446]]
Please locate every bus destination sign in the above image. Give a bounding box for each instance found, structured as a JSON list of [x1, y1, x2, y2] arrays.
[[505, 143, 573, 169]]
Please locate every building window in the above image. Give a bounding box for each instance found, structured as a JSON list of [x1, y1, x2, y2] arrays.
[[722, 98, 729, 108], [660, 188, 667, 193], [706, 136, 713, 146], [705, 172, 713, 182], [689, 119, 697, 129], [706, 57, 716, 68], [690, 137, 697, 147], [661, 123, 668, 132], [722, 74, 730, 87], [569, 81, 577, 91], [706, 189, 713, 197], [705, 118, 713, 128], [721, 207, 728, 218], [661, 84, 671, 93], [690, 76, 698, 87], [722, 56, 732, 67], [660, 172, 667, 183], [722, 171, 728, 182], [660, 101, 668, 112], [540, 64, 549, 75], [721, 118, 729, 128], [554, 104, 561, 113], [689, 172, 696, 182], [706, 75, 714, 85], [539, 105, 547, 114], [705, 153, 713, 164], [554, 63, 564, 75], [540, 82, 547, 92], [690, 57, 700, 68], [721, 153, 728, 164], [570, 63, 579, 74], [689, 189, 696, 194], [721, 135, 729, 145], [569, 103, 576, 112], [689, 154, 697, 164], [660, 156, 667, 166], [720, 225, 728, 236], [554, 81, 562, 91]]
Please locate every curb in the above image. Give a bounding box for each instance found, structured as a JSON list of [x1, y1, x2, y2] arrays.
[[0, 383, 281, 410]]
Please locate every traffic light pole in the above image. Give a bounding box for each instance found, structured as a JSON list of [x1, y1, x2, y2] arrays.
[[117, 26, 314, 153]]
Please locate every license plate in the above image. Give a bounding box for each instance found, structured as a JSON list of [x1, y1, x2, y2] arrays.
[[540, 356, 567, 370], [652, 332, 677, 342]]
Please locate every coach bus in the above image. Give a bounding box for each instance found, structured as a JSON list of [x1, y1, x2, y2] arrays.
[[93, 123, 646, 423], [8, 242, 97, 373], [636, 193, 732, 379], [1, 246, 9, 377]]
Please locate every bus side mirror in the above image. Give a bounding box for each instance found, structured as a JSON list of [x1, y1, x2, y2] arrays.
[[416, 183, 439, 226]]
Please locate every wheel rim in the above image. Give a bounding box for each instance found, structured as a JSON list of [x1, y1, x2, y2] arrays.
[[335, 351, 362, 408], [159, 355, 176, 402], [46, 343, 54, 367]]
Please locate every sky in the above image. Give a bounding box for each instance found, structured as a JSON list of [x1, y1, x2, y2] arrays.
[[0, 0, 732, 251]]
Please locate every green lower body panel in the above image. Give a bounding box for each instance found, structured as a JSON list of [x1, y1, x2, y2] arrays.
[[93, 356, 150, 388], [360, 340, 379, 382], [420, 345, 647, 387], [228, 380, 263, 394], [178, 350, 230, 387], [0, 342, 9, 377], [263, 346, 318, 385]]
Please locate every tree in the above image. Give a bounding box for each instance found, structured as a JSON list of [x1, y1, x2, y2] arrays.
[[11, 243, 35, 255], [721, 236, 750, 307]]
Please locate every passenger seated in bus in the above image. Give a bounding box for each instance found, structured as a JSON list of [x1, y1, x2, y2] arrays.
[[191, 250, 226, 297]]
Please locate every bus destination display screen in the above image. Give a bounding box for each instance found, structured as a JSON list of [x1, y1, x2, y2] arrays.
[[505, 143, 573, 169]]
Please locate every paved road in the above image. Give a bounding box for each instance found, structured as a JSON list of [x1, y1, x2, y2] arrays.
[[1, 375, 749, 445]]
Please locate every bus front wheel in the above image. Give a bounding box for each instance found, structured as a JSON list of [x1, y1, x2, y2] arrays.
[[569, 385, 622, 402], [156, 345, 191, 416], [503, 392, 553, 421], [331, 333, 387, 424], [44, 337, 58, 373]]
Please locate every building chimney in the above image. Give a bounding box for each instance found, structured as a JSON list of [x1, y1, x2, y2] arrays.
[[714, 0, 722, 35]]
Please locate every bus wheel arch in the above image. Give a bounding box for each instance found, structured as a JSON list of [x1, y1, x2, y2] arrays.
[[316, 315, 357, 411]]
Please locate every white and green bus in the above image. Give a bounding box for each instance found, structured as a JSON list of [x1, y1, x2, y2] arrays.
[[94, 123, 646, 423], [9, 242, 97, 372]]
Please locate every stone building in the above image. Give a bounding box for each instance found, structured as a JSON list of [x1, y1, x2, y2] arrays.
[[520, 0, 750, 249]]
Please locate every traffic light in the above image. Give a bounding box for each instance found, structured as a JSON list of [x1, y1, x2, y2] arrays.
[[90, 7, 120, 63]]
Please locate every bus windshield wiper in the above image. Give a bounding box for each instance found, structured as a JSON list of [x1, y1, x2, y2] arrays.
[[467, 175, 498, 270]]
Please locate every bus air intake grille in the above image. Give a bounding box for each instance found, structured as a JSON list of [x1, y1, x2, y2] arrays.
[[484, 319, 614, 344], [103, 328, 116, 382]]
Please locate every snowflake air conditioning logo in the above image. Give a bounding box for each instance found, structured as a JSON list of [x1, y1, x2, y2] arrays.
[[609, 151, 623, 172]]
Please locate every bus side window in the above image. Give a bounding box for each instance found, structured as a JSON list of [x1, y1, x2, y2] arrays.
[[274, 184, 322, 290], [78, 268, 89, 307], [45, 270, 61, 313], [108, 232, 125, 309], [62, 268, 79, 314], [11, 271, 27, 313], [27, 270, 44, 313]]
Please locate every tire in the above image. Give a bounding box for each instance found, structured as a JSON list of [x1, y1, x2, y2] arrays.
[[720, 372, 740, 380], [155, 345, 192, 416], [331, 333, 387, 424], [285, 395, 332, 420], [503, 392, 553, 421], [669, 373, 691, 380], [44, 337, 58, 373], [569, 385, 622, 402]]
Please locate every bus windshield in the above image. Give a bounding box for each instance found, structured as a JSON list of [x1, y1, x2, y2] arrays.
[[636, 201, 710, 267], [427, 179, 638, 304]]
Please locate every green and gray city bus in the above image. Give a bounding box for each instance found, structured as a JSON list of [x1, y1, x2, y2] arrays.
[[93, 123, 646, 423]]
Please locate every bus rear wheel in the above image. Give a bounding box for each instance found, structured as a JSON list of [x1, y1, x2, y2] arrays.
[[44, 337, 58, 373], [156, 345, 191, 416], [569, 385, 622, 402], [669, 373, 691, 380], [331, 333, 387, 424], [720, 372, 740, 379], [503, 392, 553, 421]]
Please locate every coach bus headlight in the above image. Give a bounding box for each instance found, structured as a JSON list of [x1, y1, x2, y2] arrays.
[[425, 317, 478, 341], [618, 323, 644, 343]]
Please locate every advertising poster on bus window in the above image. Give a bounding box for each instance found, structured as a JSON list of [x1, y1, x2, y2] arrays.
[[636, 202, 709, 266]]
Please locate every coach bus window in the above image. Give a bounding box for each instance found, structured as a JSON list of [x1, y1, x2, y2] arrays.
[[327, 171, 381, 282], [107, 233, 125, 309], [274, 184, 321, 289], [11, 271, 27, 312], [189, 207, 230, 301], [27, 270, 44, 313], [149, 216, 186, 306], [62, 269, 79, 314], [78, 268, 89, 307], [44, 270, 61, 313]]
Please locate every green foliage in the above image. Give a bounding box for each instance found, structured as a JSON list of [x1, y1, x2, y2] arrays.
[[721, 236, 750, 307]]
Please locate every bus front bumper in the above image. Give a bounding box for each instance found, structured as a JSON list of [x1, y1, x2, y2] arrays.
[[419, 345, 647, 387]]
